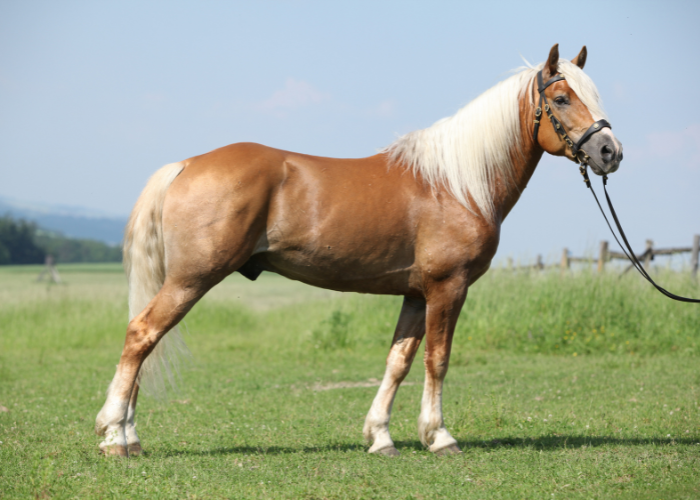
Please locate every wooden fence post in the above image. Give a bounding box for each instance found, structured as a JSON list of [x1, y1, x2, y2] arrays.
[[560, 248, 569, 276], [536, 254, 544, 270], [692, 234, 700, 278], [644, 239, 654, 269], [37, 255, 61, 284], [507, 257, 513, 271], [597, 240, 608, 273]]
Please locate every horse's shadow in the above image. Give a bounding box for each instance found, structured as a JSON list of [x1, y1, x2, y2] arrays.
[[154, 435, 698, 458]]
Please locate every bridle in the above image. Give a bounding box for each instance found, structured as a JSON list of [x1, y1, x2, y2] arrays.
[[534, 69, 700, 303], [532, 69, 611, 165]]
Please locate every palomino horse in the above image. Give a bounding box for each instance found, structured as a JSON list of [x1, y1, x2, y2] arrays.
[[96, 44, 622, 457]]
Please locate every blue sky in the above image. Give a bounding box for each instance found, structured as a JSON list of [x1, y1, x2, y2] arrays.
[[1, 0, 698, 262]]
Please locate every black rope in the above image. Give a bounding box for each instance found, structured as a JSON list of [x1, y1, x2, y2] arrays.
[[581, 165, 700, 303]]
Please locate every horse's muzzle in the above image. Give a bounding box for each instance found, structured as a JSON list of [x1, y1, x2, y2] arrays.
[[587, 135, 622, 175]]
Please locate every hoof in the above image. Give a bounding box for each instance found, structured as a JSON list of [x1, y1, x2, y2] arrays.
[[371, 445, 400, 457], [434, 443, 462, 456], [127, 443, 143, 456], [99, 444, 128, 457]]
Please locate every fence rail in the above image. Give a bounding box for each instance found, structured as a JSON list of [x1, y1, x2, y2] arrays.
[[503, 234, 700, 277]]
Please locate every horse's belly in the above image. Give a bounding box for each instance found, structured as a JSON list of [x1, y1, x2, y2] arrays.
[[259, 250, 419, 295]]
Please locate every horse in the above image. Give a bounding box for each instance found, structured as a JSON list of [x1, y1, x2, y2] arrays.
[[95, 44, 623, 457]]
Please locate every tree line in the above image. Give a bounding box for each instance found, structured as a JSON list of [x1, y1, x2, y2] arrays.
[[0, 215, 122, 265]]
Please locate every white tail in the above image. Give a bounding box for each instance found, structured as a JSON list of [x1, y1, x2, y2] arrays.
[[123, 162, 188, 397]]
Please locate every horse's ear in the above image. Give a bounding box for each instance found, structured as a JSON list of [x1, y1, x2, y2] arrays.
[[546, 43, 559, 76], [572, 46, 587, 69]]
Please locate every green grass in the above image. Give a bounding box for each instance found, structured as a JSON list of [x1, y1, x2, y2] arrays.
[[1, 264, 699, 499]]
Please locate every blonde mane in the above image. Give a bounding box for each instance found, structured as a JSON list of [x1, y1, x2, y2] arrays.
[[382, 59, 607, 221]]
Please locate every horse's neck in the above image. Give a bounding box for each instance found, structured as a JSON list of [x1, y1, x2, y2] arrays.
[[493, 95, 544, 223]]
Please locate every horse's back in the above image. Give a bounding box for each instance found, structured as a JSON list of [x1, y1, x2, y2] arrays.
[[172, 141, 396, 196]]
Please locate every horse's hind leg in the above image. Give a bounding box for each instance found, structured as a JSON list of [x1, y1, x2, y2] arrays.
[[125, 383, 142, 455], [95, 279, 208, 456], [97, 381, 142, 455], [363, 297, 426, 456]]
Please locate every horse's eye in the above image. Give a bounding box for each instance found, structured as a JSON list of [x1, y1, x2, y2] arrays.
[[554, 96, 568, 105]]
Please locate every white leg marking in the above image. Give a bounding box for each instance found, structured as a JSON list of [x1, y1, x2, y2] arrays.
[[95, 368, 132, 453], [364, 384, 397, 452], [125, 400, 140, 446], [418, 377, 458, 452], [364, 347, 412, 453]]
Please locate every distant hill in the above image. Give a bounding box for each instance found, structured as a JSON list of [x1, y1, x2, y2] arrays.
[[0, 197, 128, 245], [0, 215, 122, 265]]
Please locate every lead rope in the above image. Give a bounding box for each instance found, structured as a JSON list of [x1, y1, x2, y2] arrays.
[[579, 162, 700, 303]]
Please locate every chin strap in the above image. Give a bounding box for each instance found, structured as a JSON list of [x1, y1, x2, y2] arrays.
[[579, 164, 700, 303]]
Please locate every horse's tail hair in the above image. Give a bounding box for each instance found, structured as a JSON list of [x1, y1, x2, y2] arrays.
[[123, 161, 187, 398]]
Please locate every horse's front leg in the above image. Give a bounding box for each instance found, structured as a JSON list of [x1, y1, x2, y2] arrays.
[[364, 297, 426, 456], [418, 277, 468, 455]]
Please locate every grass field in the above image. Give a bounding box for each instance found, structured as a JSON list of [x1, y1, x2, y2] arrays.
[[1, 263, 699, 499]]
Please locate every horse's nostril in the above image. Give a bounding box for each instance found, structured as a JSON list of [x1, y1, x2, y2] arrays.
[[619, 151, 623, 161], [601, 145, 614, 164]]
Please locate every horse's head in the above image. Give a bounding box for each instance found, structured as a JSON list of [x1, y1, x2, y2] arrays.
[[534, 44, 623, 176]]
